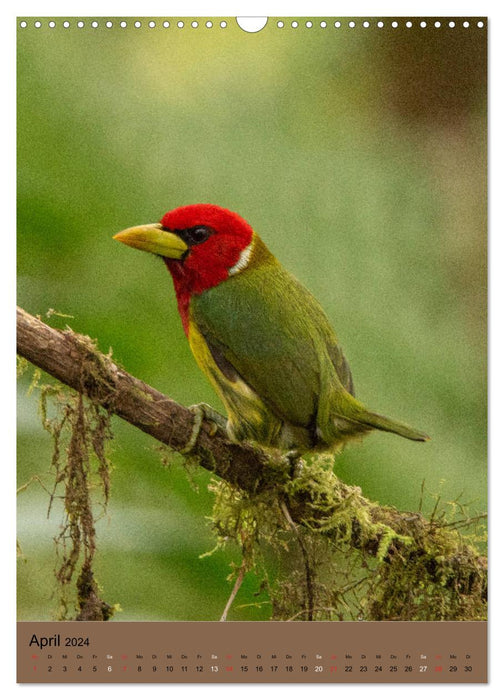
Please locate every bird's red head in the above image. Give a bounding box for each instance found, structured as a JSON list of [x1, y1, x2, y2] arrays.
[[160, 204, 254, 296], [114, 204, 255, 335]]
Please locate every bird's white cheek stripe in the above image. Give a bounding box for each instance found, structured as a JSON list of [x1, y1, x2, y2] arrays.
[[228, 239, 254, 276]]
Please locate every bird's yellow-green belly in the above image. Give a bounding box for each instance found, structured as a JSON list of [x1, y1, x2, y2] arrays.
[[187, 318, 310, 448]]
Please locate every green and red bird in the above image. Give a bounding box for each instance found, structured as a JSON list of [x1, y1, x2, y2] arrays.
[[114, 204, 429, 452]]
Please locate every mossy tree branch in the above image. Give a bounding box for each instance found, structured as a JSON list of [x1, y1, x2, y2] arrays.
[[17, 306, 487, 620], [17, 306, 274, 493]]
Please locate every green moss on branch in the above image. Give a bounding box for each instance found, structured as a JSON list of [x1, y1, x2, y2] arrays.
[[17, 307, 487, 621]]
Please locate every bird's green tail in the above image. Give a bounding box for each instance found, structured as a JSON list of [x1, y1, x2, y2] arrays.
[[357, 409, 430, 442]]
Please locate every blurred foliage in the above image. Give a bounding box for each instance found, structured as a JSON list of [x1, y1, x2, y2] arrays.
[[17, 18, 486, 620]]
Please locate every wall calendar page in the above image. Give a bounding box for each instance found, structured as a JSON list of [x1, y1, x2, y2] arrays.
[[16, 13, 487, 686]]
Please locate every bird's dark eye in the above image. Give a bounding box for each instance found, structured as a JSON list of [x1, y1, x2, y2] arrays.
[[186, 226, 212, 246]]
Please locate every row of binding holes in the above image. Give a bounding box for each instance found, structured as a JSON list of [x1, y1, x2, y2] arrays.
[[280, 19, 485, 29], [19, 19, 485, 29], [19, 20, 228, 29]]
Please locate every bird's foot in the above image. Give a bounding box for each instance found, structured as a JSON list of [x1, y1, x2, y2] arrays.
[[180, 403, 227, 454], [284, 449, 305, 478]]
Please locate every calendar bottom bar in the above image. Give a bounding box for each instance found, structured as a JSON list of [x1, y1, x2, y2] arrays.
[[17, 620, 487, 683]]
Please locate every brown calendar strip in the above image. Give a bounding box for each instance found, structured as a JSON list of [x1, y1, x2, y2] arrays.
[[17, 621, 487, 683]]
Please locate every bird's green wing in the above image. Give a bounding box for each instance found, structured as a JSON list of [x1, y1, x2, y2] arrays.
[[191, 257, 351, 428], [328, 341, 355, 396]]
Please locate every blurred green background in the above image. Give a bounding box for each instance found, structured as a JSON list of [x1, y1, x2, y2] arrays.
[[17, 18, 487, 621]]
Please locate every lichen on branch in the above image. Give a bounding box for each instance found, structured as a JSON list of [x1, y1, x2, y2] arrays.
[[29, 367, 115, 621], [205, 457, 487, 621], [17, 306, 487, 621]]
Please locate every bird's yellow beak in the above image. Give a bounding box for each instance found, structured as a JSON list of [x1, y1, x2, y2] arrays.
[[113, 223, 188, 259]]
